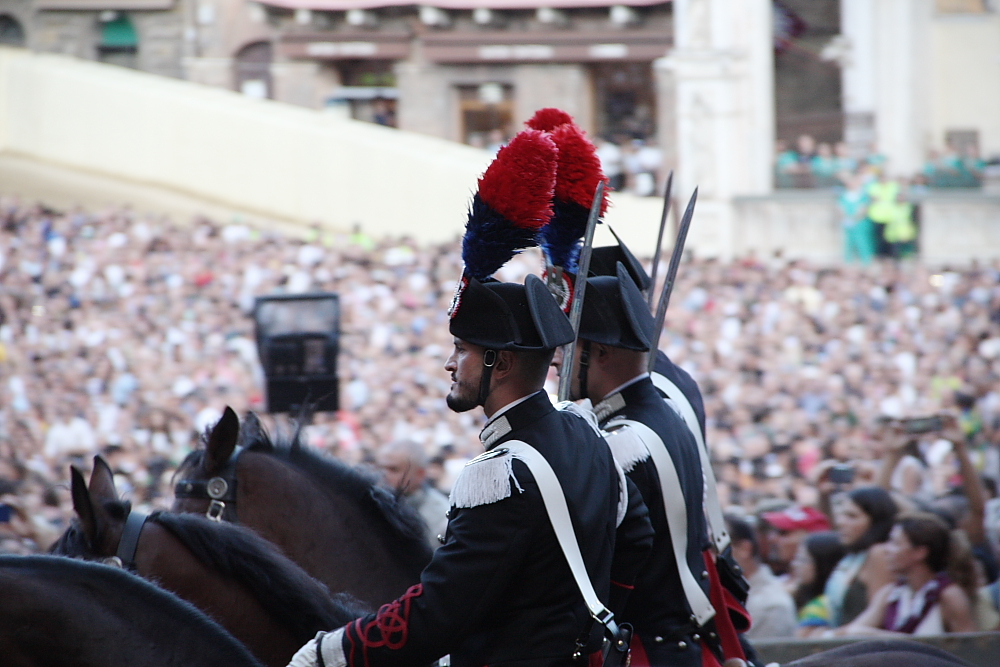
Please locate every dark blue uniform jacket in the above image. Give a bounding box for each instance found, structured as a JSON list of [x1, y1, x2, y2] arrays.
[[332, 391, 654, 667], [597, 377, 711, 667]]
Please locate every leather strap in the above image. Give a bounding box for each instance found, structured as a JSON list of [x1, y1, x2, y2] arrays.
[[650, 373, 729, 553], [614, 419, 715, 627], [504, 441, 615, 626], [116, 509, 148, 570], [505, 440, 634, 667]]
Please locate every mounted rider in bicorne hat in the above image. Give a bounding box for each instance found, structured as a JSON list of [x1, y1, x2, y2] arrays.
[[288, 122, 653, 667]]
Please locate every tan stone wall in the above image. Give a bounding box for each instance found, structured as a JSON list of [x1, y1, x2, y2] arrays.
[[930, 13, 1000, 156], [0, 46, 493, 242]]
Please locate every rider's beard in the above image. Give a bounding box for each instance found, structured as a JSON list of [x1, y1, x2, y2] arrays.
[[446, 376, 480, 413]]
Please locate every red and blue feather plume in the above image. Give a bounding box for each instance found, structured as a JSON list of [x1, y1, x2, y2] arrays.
[[526, 108, 609, 273], [461, 128, 558, 281]]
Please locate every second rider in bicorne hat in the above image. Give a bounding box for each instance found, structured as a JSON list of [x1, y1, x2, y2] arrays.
[[524, 108, 752, 667]]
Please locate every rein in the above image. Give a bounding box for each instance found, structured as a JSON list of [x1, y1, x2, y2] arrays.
[[174, 448, 242, 522]]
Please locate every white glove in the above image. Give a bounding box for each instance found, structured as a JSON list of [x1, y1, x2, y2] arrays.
[[287, 629, 346, 667], [286, 635, 319, 667]]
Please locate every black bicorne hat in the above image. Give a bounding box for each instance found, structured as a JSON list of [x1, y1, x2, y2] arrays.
[[589, 228, 651, 291], [450, 274, 574, 351], [578, 262, 655, 351]]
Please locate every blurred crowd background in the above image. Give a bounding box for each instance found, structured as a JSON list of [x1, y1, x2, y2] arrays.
[[2, 197, 1000, 638]]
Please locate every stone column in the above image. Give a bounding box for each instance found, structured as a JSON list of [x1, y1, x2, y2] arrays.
[[270, 60, 321, 108], [659, 0, 774, 258], [514, 64, 594, 135], [839, 0, 933, 175], [653, 59, 677, 177], [183, 56, 234, 89]]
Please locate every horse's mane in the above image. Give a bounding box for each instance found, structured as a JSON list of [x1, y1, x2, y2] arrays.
[[2, 555, 264, 666], [242, 425, 433, 574], [150, 511, 364, 641]]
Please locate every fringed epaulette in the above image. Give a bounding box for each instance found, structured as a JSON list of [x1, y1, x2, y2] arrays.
[[449, 447, 524, 509], [663, 396, 685, 420], [555, 399, 602, 436], [602, 421, 651, 473]]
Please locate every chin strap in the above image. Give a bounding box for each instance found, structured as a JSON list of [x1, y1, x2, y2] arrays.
[[477, 349, 497, 407], [578, 340, 591, 400]]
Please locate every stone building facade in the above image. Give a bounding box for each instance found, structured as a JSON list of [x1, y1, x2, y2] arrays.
[[0, 0, 187, 78], [0, 0, 675, 150]]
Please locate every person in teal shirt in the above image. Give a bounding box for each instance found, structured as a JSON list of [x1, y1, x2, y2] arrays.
[[840, 174, 875, 264]]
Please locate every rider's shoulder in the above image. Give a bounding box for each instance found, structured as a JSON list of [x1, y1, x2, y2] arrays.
[[449, 447, 526, 509], [601, 419, 650, 473]]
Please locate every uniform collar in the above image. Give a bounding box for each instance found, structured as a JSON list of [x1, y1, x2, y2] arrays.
[[480, 390, 553, 449], [592, 373, 650, 424]]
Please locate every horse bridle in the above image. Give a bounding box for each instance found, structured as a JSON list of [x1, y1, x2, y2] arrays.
[[112, 507, 149, 570], [173, 448, 241, 523]]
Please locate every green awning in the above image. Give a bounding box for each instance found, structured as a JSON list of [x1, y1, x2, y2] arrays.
[[100, 16, 137, 48]]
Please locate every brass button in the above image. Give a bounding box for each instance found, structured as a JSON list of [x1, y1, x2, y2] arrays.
[[654, 636, 664, 644], [701, 570, 709, 579], [692, 634, 701, 642], [677, 641, 687, 650], [709, 632, 717, 639], [437, 534, 446, 544]]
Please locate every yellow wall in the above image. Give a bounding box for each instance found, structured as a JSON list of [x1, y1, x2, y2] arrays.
[[0, 47, 493, 243], [0, 46, 664, 247], [931, 14, 1000, 156]]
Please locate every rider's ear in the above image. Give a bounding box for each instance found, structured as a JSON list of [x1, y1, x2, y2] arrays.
[[204, 406, 240, 474], [88, 456, 118, 503], [71, 466, 101, 545]]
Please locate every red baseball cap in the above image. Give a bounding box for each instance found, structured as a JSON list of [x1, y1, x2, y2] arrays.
[[761, 506, 830, 533]]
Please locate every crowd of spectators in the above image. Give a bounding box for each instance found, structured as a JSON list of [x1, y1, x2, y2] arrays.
[[775, 134, 991, 191], [1, 197, 999, 640], [595, 136, 664, 197]]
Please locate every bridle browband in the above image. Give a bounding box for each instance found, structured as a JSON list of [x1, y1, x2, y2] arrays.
[[174, 447, 241, 522]]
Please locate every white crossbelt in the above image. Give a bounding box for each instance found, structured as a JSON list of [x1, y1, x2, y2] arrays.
[[504, 441, 615, 625], [650, 373, 730, 553], [612, 420, 715, 627]]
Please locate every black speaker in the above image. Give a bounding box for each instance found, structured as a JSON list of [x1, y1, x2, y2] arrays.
[[254, 293, 339, 414]]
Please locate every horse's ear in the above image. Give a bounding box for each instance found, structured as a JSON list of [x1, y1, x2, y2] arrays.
[[238, 411, 269, 451], [88, 456, 118, 503], [71, 466, 100, 543], [204, 406, 240, 473]]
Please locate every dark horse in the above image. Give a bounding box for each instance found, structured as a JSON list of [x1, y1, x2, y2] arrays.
[[52, 456, 361, 667], [783, 639, 974, 667], [0, 554, 264, 667], [172, 407, 433, 607]]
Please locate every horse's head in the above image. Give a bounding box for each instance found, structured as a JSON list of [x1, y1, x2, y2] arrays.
[[173, 406, 258, 522], [51, 456, 130, 564]]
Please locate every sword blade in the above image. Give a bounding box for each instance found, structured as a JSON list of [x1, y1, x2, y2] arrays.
[[647, 187, 697, 373], [558, 180, 604, 402], [647, 170, 674, 309]]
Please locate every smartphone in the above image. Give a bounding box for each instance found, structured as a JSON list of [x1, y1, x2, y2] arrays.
[[828, 465, 855, 485], [900, 416, 944, 435]]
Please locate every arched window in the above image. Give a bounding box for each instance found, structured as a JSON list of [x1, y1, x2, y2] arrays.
[[98, 13, 138, 69], [234, 41, 272, 99], [0, 14, 26, 47]]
